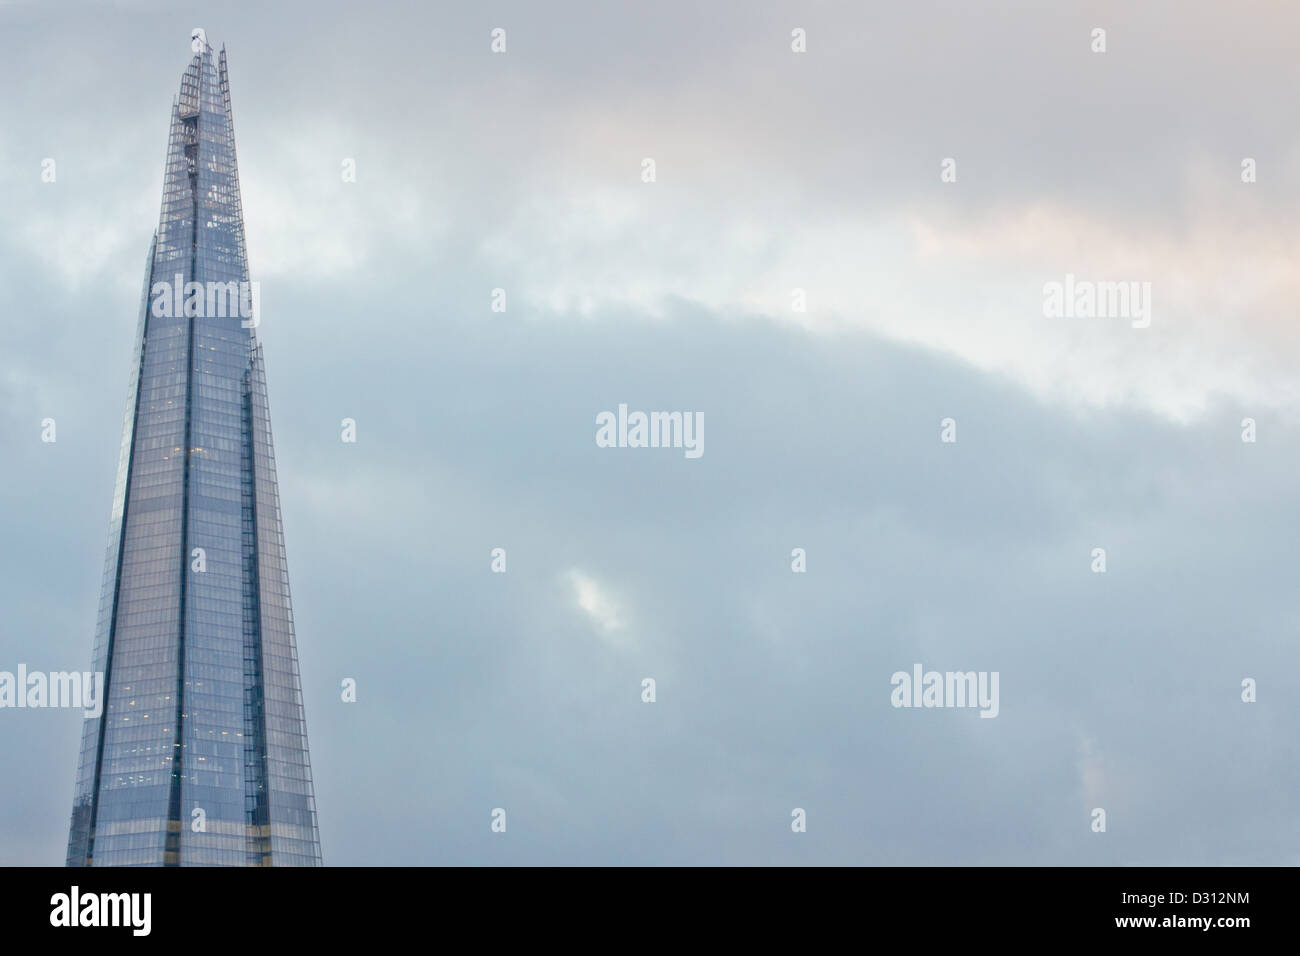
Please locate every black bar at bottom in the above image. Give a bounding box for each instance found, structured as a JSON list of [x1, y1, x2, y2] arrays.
[[4, 865, 1274, 942]]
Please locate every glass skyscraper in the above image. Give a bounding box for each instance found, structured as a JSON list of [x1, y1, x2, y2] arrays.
[[66, 31, 322, 866]]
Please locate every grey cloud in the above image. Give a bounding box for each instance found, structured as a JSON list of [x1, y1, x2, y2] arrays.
[[1, 0, 1296, 866]]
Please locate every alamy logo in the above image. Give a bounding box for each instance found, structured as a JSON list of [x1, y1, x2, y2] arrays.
[[1042, 273, 1151, 328], [595, 404, 703, 459], [0, 666, 103, 717], [890, 664, 999, 718], [50, 887, 151, 936], [150, 275, 260, 327]]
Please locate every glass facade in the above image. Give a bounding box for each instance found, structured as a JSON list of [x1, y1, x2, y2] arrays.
[[67, 38, 322, 867]]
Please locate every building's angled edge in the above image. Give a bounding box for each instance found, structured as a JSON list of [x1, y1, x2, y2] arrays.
[[67, 37, 321, 867]]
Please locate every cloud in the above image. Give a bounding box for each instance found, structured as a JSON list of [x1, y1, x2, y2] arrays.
[[1078, 734, 1105, 809], [2, 0, 1298, 867], [566, 569, 625, 638]]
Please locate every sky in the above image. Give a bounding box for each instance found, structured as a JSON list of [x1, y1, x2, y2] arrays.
[[0, 0, 1298, 865]]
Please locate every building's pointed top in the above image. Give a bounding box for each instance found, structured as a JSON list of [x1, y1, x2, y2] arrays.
[[190, 27, 207, 55]]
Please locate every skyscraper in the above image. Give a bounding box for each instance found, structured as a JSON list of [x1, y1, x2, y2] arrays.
[[66, 31, 322, 866]]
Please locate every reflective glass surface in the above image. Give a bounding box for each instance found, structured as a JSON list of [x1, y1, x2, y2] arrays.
[[67, 45, 321, 867]]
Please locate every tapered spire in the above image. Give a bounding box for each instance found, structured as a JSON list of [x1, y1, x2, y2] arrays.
[[67, 35, 320, 867]]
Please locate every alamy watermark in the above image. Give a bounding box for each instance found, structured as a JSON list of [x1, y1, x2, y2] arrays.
[[595, 404, 703, 459], [890, 664, 999, 718], [149, 276, 260, 328], [1043, 273, 1151, 328], [50, 886, 151, 936], [0, 666, 104, 717]]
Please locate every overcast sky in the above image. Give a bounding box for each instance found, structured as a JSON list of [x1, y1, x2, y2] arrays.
[[1, 0, 1298, 865]]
